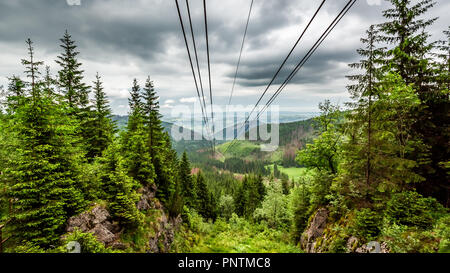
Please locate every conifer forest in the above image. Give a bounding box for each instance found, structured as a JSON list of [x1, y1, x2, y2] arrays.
[[0, 0, 448, 255]]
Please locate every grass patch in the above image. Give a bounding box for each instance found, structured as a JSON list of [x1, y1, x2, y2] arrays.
[[217, 141, 261, 159], [267, 164, 308, 181], [187, 218, 301, 253]]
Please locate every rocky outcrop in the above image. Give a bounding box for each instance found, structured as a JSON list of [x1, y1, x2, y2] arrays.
[[301, 208, 329, 253], [136, 184, 158, 211], [66, 185, 182, 253], [148, 213, 182, 253], [137, 185, 182, 253], [299, 208, 391, 253], [66, 205, 123, 248]]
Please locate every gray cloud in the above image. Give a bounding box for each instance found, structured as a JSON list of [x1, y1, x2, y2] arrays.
[[0, 0, 448, 115]]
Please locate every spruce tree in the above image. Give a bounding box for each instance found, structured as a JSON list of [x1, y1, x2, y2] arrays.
[[140, 77, 175, 204], [196, 172, 212, 219], [142, 76, 163, 156], [55, 30, 94, 163], [343, 25, 386, 194], [379, 0, 449, 204], [98, 142, 143, 227], [436, 27, 449, 90], [21, 39, 43, 100], [8, 40, 86, 247], [179, 151, 196, 208], [255, 174, 266, 203], [6, 75, 25, 112], [234, 177, 249, 217], [86, 73, 115, 159], [121, 79, 155, 186], [379, 0, 437, 89], [55, 30, 90, 108], [155, 132, 176, 204]]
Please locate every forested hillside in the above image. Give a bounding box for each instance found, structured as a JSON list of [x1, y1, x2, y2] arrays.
[[0, 0, 448, 254]]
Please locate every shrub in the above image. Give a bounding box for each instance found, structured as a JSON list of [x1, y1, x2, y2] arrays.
[[434, 215, 450, 253], [353, 208, 382, 241], [385, 191, 443, 229], [58, 229, 116, 253], [218, 195, 235, 220], [328, 236, 347, 253], [381, 223, 440, 253], [253, 183, 291, 229]]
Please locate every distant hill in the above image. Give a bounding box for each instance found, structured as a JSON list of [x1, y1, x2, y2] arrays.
[[111, 115, 316, 166], [213, 118, 315, 169], [111, 115, 173, 132]]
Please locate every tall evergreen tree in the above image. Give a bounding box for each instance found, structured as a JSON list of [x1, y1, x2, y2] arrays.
[[55, 30, 90, 108], [195, 172, 214, 219], [179, 151, 196, 208], [142, 76, 163, 156], [338, 72, 425, 200], [55, 30, 94, 163], [436, 27, 449, 90], [98, 142, 142, 227], [234, 177, 247, 217], [139, 77, 176, 204], [8, 40, 86, 247], [155, 132, 176, 204], [6, 75, 25, 112], [379, 0, 437, 89], [21, 39, 43, 100], [86, 73, 115, 159], [344, 25, 386, 190], [121, 79, 155, 187], [379, 0, 449, 205]]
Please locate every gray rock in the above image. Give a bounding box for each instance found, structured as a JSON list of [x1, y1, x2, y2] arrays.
[[356, 241, 390, 253], [136, 184, 157, 211], [346, 236, 359, 252], [301, 208, 329, 253], [66, 205, 121, 247]]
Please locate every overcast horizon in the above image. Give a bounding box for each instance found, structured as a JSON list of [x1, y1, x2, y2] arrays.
[[1, 0, 449, 115]]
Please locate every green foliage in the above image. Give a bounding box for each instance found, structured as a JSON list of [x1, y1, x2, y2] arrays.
[[98, 143, 143, 227], [176, 213, 301, 253], [58, 229, 116, 253], [338, 73, 424, 201], [223, 157, 269, 175], [7, 47, 87, 246], [85, 73, 115, 160], [234, 175, 266, 218], [296, 100, 342, 175], [179, 151, 195, 208], [434, 215, 450, 253], [55, 30, 90, 108], [218, 195, 235, 220], [385, 191, 444, 229], [254, 182, 291, 230], [120, 78, 155, 187], [381, 223, 440, 253], [195, 172, 216, 220], [289, 179, 311, 242], [13, 242, 47, 253], [353, 208, 382, 241]]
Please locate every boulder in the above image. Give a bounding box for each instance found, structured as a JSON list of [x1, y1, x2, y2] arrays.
[[66, 204, 121, 247]]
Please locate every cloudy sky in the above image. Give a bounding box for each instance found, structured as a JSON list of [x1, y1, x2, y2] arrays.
[[0, 0, 448, 115]]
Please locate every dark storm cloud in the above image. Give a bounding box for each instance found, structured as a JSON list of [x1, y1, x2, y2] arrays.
[[227, 46, 357, 87], [0, 0, 177, 60], [0, 0, 448, 114]]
